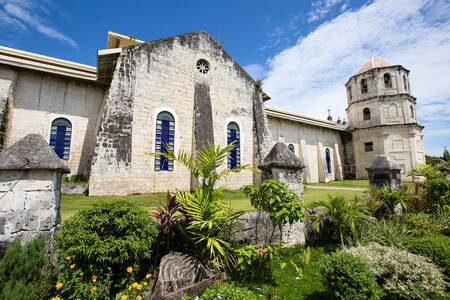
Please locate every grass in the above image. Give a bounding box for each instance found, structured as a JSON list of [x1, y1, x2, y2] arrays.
[[306, 179, 369, 188], [228, 243, 338, 299], [61, 187, 364, 221]]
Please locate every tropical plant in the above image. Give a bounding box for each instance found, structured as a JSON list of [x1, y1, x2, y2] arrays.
[[320, 251, 383, 300], [312, 195, 373, 246], [408, 163, 444, 180], [182, 281, 266, 300], [404, 182, 427, 213], [151, 141, 255, 193], [0, 235, 55, 300], [234, 244, 276, 282], [150, 142, 256, 270], [55, 199, 158, 294], [424, 178, 450, 211], [177, 187, 243, 270], [353, 218, 412, 249], [347, 243, 446, 299], [242, 179, 305, 230], [149, 191, 184, 256]]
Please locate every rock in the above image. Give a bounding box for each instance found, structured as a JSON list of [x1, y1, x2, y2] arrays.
[[150, 252, 213, 299], [61, 183, 88, 195]]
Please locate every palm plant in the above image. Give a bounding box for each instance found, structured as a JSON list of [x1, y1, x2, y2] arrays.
[[312, 195, 373, 246], [408, 163, 443, 180]]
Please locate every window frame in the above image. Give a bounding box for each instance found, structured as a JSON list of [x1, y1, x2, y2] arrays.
[[361, 79, 368, 94], [49, 117, 72, 160], [363, 108, 371, 121], [364, 142, 373, 152], [227, 121, 241, 169], [384, 73, 392, 88], [154, 111, 175, 171]]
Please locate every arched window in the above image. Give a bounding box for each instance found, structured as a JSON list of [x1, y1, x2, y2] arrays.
[[361, 79, 368, 94], [288, 144, 295, 152], [403, 74, 408, 90], [154, 111, 175, 171], [347, 86, 352, 101], [325, 148, 331, 174], [227, 122, 240, 169], [384, 73, 392, 88], [49, 118, 72, 160], [363, 108, 371, 120], [389, 103, 398, 117], [410, 105, 415, 119]]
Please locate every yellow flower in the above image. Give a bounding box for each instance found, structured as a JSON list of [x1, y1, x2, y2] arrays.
[[70, 264, 75, 269], [136, 296, 143, 300], [92, 275, 97, 283], [91, 287, 96, 292], [132, 282, 138, 288], [121, 296, 128, 300], [55, 282, 63, 290], [143, 281, 147, 286], [80, 273, 83, 277], [65, 256, 71, 261], [145, 274, 151, 279], [136, 284, 142, 290], [127, 266, 133, 273], [51, 297, 61, 300], [107, 266, 111, 271]]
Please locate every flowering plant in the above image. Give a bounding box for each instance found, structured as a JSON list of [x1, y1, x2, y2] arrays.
[[234, 244, 276, 282]]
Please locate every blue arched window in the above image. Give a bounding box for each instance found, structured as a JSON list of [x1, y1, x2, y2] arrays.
[[227, 122, 240, 169], [155, 111, 175, 171], [49, 118, 72, 160], [325, 148, 331, 174]]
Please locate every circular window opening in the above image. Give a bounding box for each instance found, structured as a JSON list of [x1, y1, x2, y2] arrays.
[[196, 59, 210, 74], [288, 144, 295, 152]]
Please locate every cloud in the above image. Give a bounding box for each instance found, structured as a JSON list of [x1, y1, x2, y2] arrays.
[[0, 0, 77, 48], [263, 0, 450, 155], [307, 0, 346, 23], [244, 64, 268, 80]]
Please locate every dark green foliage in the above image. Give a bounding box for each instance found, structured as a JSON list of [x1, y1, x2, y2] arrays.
[[408, 235, 450, 280], [391, 213, 448, 237], [62, 173, 87, 184], [424, 178, 450, 211], [55, 199, 158, 291], [234, 244, 276, 282], [320, 251, 383, 300], [354, 218, 412, 249], [0, 235, 55, 300], [183, 282, 266, 300], [242, 179, 305, 227]]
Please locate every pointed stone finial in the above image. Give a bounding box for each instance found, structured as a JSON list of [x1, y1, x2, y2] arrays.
[[337, 116, 341, 124], [327, 109, 332, 121]]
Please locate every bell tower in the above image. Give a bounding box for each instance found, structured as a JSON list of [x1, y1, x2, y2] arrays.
[[345, 58, 425, 179]]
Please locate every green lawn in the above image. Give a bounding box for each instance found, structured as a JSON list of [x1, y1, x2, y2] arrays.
[[61, 186, 364, 221], [306, 179, 369, 188]]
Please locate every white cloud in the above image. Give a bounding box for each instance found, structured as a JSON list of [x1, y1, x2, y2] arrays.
[[263, 0, 450, 155], [244, 64, 268, 80], [307, 0, 345, 23], [0, 0, 77, 48]]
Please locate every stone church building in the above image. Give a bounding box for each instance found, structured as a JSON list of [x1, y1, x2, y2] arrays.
[[0, 30, 425, 195]]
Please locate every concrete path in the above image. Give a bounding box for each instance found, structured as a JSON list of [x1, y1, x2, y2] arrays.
[[305, 185, 367, 191]]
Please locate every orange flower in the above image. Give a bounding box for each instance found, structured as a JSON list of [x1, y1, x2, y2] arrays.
[[127, 266, 133, 273], [55, 282, 63, 290], [70, 264, 75, 269], [121, 295, 128, 300], [92, 275, 97, 283], [136, 296, 143, 300], [65, 256, 71, 261], [143, 281, 147, 286], [145, 273, 151, 279]]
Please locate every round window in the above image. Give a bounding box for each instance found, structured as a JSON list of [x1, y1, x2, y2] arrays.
[[288, 144, 295, 152], [196, 59, 209, 74]]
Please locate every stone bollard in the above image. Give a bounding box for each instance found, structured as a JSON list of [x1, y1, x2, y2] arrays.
[[0, 134, 70, 258], [366, 155, 402, 191], [259, 142, 306, 202]]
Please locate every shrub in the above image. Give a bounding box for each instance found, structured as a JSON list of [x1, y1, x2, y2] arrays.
[[312, 195, 373, 246], [407, 235, 450, 280], [347, 243, 446, 299], [234, 244, 276, 282], [0, 235, 55, 300], [424, 178, 450, 211], [62, 173, 87, 184], [320, 251, 383, 300], [390, 213, 447, 237], [353, 218, 411, 249], [55, 199, 158, 294], [182, 282, 266, 300], [242, 179, 305, 228]]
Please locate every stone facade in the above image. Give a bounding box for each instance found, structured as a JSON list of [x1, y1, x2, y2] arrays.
[[345, 59, 425, 179], [0, 34, 427, 195]]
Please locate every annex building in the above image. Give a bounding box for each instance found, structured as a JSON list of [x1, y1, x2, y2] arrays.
[[0, 31, 425, 195]]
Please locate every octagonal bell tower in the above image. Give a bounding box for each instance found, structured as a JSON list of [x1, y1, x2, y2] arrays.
[[345, 57, 425, 180]]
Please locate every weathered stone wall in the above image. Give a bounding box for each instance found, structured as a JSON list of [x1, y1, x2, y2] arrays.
[[0, 170, 61, 258], [267, 116, 343, 183], [89, 31, 263, 195], [1, 66, 105, 175], [352, 124, 425, 179]]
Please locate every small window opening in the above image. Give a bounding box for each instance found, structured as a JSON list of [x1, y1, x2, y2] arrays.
[[364, 142, 373, 152], [347, 86, 352, 100], [325, 148, 331, 174], [363, 108, 371, 120], [227, 122, 240, 169], [49, 118, 72, 160], [403, 74, 408, 90], [155, 111, 175, 171], [361, 79, 368, 94], [196, 59, 209, 74], [410, 105, 414, 119], [384, 73, 392, 88], [288, 144, 295, 152]]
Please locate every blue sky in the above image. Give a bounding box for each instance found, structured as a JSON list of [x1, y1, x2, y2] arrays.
[[1, 0, 449, 156]]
